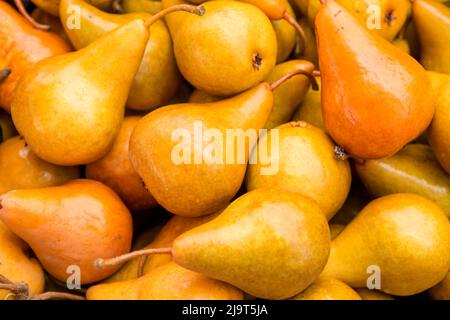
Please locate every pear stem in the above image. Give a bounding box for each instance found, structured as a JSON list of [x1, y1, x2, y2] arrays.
[[312, 70, 321, 77], [269, 69, 319, 91], [0, 68, 11, 82], [136, 255, 148, 278], [283, 12, 307, 55], [0, 275, 29, 299], [333, 146, 365, 164], [13, 0, 50, 30], [29, 292, 85, 300], [94, 247, 172, 269], [143, 4, 205, 28]]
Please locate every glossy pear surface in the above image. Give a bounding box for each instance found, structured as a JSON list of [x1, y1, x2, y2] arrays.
[[355, 144, 450, 218], [0, 180, 133, 284], [122, 0, 162, 14], [171, 189, 331, 299], [166, 0, 277, 96], [0, 1, 69, 112], [60, 0, 180, 110], [0, 136, 80, 194], [427, 71, 450, 174], [0, 221, 45, 299], [322, 193, 450, 296], [88, 262, 243, 300], [130, 83, 273, 217], [246, 121, 351, 220], [316, 0, 434, 159], [413, 0, 450, 74], [11, 20, 148, 165], [86, 116, 157, 212], [292, 277, 361, 300]]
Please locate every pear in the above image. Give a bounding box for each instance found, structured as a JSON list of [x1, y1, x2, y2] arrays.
[[60, 0, 181, 111], [88, 262, 243, 300], [0, 1, 70, 113], [11, 20, 148, 166], [321, 193, 450, 296], [427, 71, 450, 174], [355, 144, 450, 218], [86, 116, 157, 212], [246, 121, 351, 220], [121, 0, 163, 14], [163, 0, 277, 96], [412, 0, 450, 74], [105, 213, 217, 283], [316, 0, 434, 159], [0, 136, 80, 194], [189, 90, 221, 103], [356, 288, 395, 300], [430, 272, 450, 300], [0, 180, 133, 284], [292, 277, 361, 300], [30, 0, 115, 16], [129, 68, 315, 217], [0, 221, 45, 299], [292, 77, 325, 131]]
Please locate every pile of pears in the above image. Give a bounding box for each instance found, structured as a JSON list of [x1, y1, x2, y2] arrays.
[[0, 0, 450, 301]]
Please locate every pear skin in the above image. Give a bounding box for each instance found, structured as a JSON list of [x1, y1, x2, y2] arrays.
[[246, 121, 351, 220], [60, 0, 181, 110], [0, 221, 45, 299], [412, 0, 450, 74], [272, 0, 297, 63], [292, 277, 361, 300], [32, 0, 115, 16], [316, 0, 434, 159], [165, 0, 277, 96], [86, 116, 157, 212], [189, 90, 221, 103], [427, 71, 450, 174], [355, 144, 450, 218], [0, 136, 80, 194], [88, 262, 243, 300], [11, 20, 148, 166], [356, 288, 395, 300], [0, 1, 70, 113], [105, 213, 217, 283], [171, 188, 330, 300], [129, 83, 273, 217], [321, 193, 450, 296], [122, 0, 162, 14], [0, 180, 133, 284]]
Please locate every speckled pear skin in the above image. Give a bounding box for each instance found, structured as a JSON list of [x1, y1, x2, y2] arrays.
[[171, 188, 331, 300], [11, 20, 148, 166], [322, 193, 450, 296], [129, 83, 273, 217], [87, 262, 243, 300]]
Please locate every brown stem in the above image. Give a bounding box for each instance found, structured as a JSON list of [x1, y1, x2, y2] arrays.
[[136, 255, 148, 278], [312, 70, 321, 77], [13, 0, 50, 30], [144, 4, 205, 28], [333, 146, 365, 164], [269, 68, 319, 91], [0, 68, 11, 82], [29, 292, 85, 300], [94, 247, 172, 269], [0, 275, 29, 300], [283, 12, 307, 55]]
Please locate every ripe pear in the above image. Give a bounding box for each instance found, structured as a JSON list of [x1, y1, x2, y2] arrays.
[[0, 180, 133, 284], [88, 262, 243, 300], [169, 189, 330, 299], [430, 272, 450, 300], [59, 0, 181, 110], [412, 0, 450, 74], [292, 77, 325, 131], [355, 144, 450, 218], [0, 221, 45, 299], [129, 81, 274, 217], [11, 20, 149, 166], [86, 116, 157, 212], [0, 111, 16, 142], [316, 0, 434, 159], [121, 0, 162, 14], [295, 0, 411, 41], [427, 71, 450, 174], [292, 277, 361, 300], [246, 121, 351, 220], [356, 288, 395, 300], [105, 213, 217, 283], [0, 136, 80, 194], [321, 193, 450, 296], [164, 0, 277, 96]]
